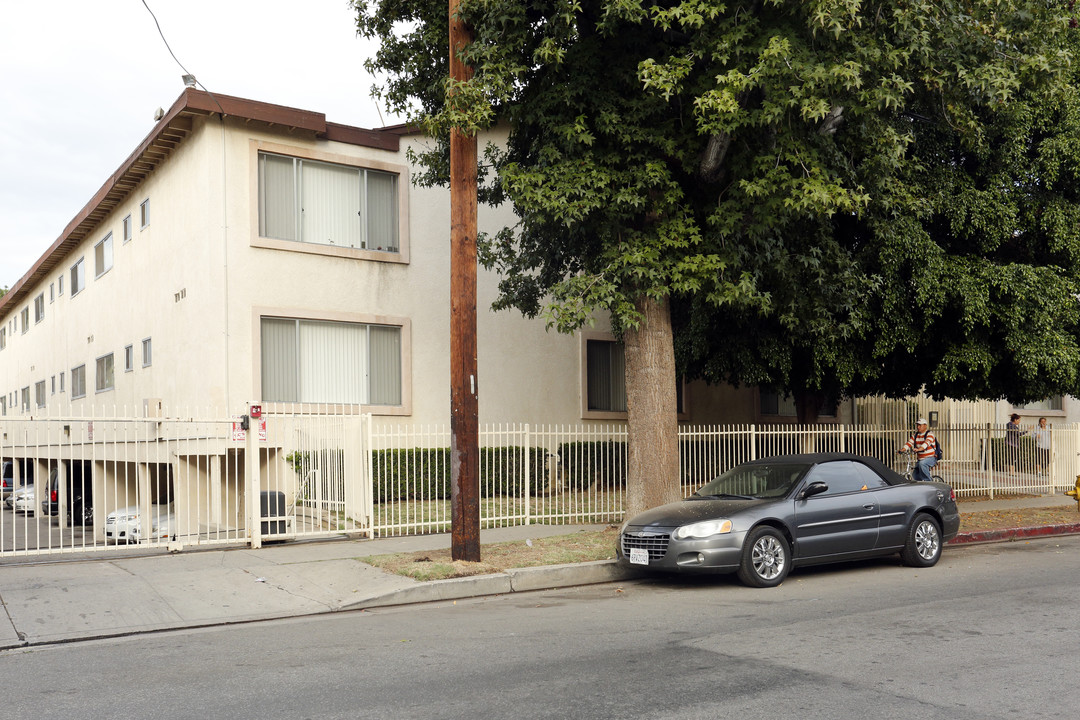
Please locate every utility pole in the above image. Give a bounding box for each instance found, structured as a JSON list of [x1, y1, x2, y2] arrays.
[[449, 0, 480, 562]]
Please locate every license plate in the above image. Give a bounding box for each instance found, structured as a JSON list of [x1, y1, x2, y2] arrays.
[[629, 548, 649, 565]]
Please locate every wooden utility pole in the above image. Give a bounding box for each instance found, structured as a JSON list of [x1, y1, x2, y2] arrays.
[[449, 0, 480, 562]]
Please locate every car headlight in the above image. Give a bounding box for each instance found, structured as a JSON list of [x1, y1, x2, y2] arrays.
[[673, 519, 733, 540]]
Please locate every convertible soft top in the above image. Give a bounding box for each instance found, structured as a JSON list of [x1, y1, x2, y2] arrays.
[[741, 452, 907, 486]]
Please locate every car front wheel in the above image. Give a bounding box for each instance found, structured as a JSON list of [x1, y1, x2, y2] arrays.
[[900, 513, 942, 568], [738, 526, 791, 588]]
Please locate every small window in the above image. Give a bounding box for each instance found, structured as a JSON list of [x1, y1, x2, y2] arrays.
[[49, 283, 55, 303], [142, 337, 152, 367], [58, 274, 64, 296], [35, 380, 46, 409], [20, 307, 29, 333], [1, 396, 5, 416], [124, 344, 134, 372], [96, 353, 115, 393], [95, 233, 114, 278], [34, 293, 45, 324], [51, 375, 56, 395], [586, 339, 627, 413], [21, 386, 30, 412], [123, 214, 133, 243], [59, 371, 65, 393], [0, 327, 5, 351], [71, 365, 86, 399], [71, 257, 86, 296], [140, 198, 150, 228]]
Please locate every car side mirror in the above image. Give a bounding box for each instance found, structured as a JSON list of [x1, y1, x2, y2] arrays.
[[800, 481, 828, 499]]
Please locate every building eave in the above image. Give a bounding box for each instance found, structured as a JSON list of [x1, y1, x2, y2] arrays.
[[0, 89, 399, 316]]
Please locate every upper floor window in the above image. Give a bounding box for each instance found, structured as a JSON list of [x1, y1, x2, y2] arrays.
[[34, 293, 44, 324], [58, 274, 64, 296], [0, 327, 5, 350], [258, 152, 399, 253], [71, 257, 86, 296], [140, 198, 150, 228], [49, 283, 55, 303], [95, 233, 113, 278], [123, 214, 133, 243], [260, 316, 402, 406], [124, 344, 134, 372], [35, 380, 46, 409], [142, 337, 152, 367], [96, 353, 115, 393], [20, 307, 29, 333], [71, 365, 86, 399], [20, 386, 30, 412]]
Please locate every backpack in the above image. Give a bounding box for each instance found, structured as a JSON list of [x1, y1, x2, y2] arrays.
[[934, 438, 943, 461]]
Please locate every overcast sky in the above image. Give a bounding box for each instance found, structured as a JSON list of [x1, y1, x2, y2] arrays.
[[0, 0, 406, 290]]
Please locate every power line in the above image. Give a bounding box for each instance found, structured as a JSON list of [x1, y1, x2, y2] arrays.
[[140, 0, 226, 116]]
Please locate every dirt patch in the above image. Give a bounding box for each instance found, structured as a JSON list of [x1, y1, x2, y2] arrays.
[[359, 527, 619, 581]]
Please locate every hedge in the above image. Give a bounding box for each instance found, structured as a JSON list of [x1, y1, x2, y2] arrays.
[[368, 446, 548, 501]]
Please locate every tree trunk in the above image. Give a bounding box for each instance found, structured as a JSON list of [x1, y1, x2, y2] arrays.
[[623, 294, 681, 518], [794, 389, 824, 454]]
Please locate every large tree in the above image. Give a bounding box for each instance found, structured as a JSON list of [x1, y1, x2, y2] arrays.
[[355, 0, 1074, 515]]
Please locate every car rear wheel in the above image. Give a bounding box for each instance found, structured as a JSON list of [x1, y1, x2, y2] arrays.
[[737, 526, 790, 588], [900, 512, 942, 568]]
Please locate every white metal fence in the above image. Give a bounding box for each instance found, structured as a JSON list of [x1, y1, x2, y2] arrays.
[[3, 409, 1077, 558]]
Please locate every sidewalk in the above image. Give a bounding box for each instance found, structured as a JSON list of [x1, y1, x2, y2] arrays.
[[1, 494, 1078, 650]]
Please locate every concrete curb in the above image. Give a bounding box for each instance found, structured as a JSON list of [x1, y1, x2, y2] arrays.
[[345, 560, 645, 611], [949, 523, 1080, 545]]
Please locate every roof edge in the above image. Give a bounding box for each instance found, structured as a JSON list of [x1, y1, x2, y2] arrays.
[[0, 90, 400, 316]]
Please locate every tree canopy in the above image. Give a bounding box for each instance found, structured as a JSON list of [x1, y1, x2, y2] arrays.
[[355, 0, 1078, 510]]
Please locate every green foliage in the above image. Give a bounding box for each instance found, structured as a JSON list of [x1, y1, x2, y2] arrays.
[[355, 0, 1080, 413], [370, 446, 547, 501]]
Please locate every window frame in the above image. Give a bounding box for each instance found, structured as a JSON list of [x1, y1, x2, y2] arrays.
[[140, 198, 150, 228], [251, 141, 410, 265], [142, 337, 152, 368], [71, 257, 86, 296], [71, 365, 86, 399], [34, 293, 45, 324], [20, 307, 29, 334], [94, 232, 114, 278], [124, 344, 134, 372], [253, 308, 411, 416], [35, 380, 46, 409], [123, 214, 133, 243], [95, 353, 115, 394]]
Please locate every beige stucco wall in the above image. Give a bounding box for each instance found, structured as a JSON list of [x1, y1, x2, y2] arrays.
[[0, 115, 594, 425]]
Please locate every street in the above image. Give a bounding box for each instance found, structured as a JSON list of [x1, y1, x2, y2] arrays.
[[4, 536, 1079, 719]]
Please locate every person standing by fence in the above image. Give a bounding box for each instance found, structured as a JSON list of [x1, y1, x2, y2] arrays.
[[1032, 416, 1052, 475], [1006, 413, 1023, 473], [898, 418, 938, 482]]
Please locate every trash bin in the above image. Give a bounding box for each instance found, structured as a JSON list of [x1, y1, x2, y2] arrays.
[[260, 490, 287, 535]]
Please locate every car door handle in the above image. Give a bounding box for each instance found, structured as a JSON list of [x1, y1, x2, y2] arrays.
[[863, 504, 876, 511]]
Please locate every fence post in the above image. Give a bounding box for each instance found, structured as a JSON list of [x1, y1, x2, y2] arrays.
[[524, 423, 532, 527], [246, 403, 262, 549], [749, 425, 757, 462], [364, 413, 375, 538], [985, 422, 994, 500]]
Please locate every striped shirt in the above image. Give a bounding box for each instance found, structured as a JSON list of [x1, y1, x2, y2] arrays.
[[901, 431, 938, 461]]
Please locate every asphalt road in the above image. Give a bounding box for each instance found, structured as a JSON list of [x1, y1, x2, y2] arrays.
[[4, 536, 1079, 719]]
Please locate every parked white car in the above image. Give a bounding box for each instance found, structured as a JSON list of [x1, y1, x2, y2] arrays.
[[10, 486, 35, 514], [105, 504, 175, 543]]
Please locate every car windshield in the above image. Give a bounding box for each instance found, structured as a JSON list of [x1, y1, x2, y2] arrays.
[[694, 462, 810, 500]]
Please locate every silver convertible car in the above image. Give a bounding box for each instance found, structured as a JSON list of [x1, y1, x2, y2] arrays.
[[617, 453, 960, 588]]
